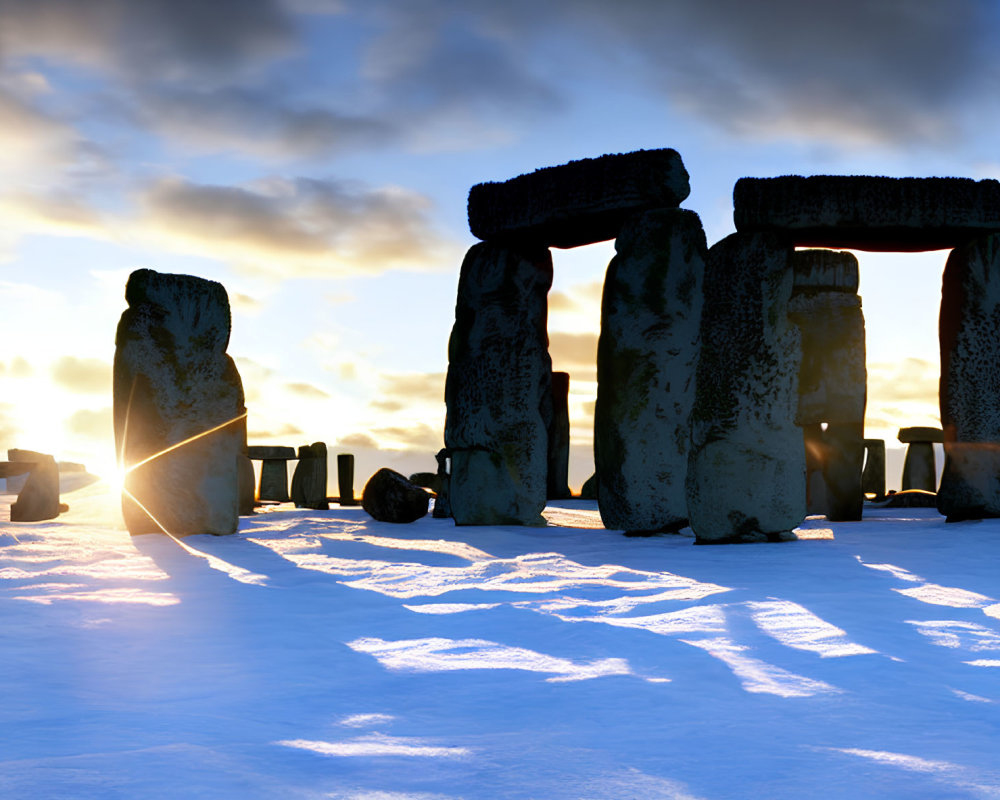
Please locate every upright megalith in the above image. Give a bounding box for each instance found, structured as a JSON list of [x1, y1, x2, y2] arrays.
[[468, 149, 690, 248], [686, 232, 805, 543], [291, 442, 329, 510], [939, 234, 1000, 519], [445, 242, 553, 526], [788, 249, 867, 521], [114, 268, 246, 536], [734, 176, 1000, 251], [898, 427, 942, 492], [547, 372, 572, 500], [862, 439, 886, 501], [7, 449, 60, 522], [595, 208, 706, 533], [248, 445, 296, 501]]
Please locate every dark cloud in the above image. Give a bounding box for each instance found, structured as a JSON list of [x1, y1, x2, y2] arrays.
[[286, 381, 330, 399], [138, 176, 453, 277], [65, 407, 112, 439], [51, 356, 112, 393], [0, 0, 296, 83]]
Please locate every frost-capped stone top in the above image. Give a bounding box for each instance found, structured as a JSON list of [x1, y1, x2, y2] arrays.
[[734, 175, 1000, 251], [791, 249, 859, 293], [468, 148, 690, 249]]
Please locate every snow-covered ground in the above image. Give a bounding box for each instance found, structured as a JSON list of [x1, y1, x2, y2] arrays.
[[3, 481, 1000, 799]]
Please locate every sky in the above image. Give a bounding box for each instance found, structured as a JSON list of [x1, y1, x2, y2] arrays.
[[1, 0, 998, 490]]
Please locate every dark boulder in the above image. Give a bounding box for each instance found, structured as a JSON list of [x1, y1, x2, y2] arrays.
[[363, 468, 429, 524]]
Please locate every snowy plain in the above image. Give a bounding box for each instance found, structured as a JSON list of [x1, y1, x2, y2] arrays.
[[2, 480, 1000, 799]]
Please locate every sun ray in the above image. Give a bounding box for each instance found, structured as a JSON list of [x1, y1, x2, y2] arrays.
[[124, 411, 247, 474]]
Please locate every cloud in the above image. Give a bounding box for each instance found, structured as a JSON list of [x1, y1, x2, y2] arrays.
[[0, 0, 297, 83], [0, 357, 34, 378], [137, 176, 455, 278], [247, 422, 304, 440], [371, 372, 446, 413], [337, 432, 378, 450], [65, 407, 112, 439], [51, 357, 112, 394], [548, 331, 598, 371], [370, 423, 443, 453], [867, 358, 939, 404], [285, 381, 330, 399]]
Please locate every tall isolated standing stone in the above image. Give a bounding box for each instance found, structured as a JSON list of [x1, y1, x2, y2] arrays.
[[788, 249, 866, 521], [686, 232, 805, 542], [595, 208, 706, 533], [939, 233, 1000, 519], [114, 269, 247, 536], [445, 242, 553, 525], [547, 371, 572, 500]]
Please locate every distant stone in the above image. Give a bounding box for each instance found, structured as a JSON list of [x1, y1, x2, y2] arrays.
[[468, 149, 690, 248], [579, 473, 598, 500], [362, 468, 429, 523], [938, 234, 1000, 520], [901, 442, 937, 492], [883, 489, 938, 508], [409, 472, 442, 494], [247, 446, 296, 460], [862, 439, 887, 501], [547, 372, 572, 500], [290, 442, 329, 510], [114, 269, 246, 536], [431, 448, 452, 518], [238, 454, 255, 515], [337, 453, 360, 506], [734, 175, 1000, 251], [445, 243, 552, 526], [595, 208, 706, 533], [8, 450, 60, 522], [898, 427, 944, 444], [686, 232, 805, 543]]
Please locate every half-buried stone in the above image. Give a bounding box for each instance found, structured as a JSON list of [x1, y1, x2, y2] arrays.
[[363, 468, 429, 524], [594, 208, 706, 534], [114, 268, 247, 536], [686, 232, 805, 543], [939, 233, 1000, 520], [445, 242, 553, 526]]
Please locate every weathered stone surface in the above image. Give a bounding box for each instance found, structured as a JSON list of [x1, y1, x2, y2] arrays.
[[409, 472, 442, 494], [595, 208, 706, 533], [290, 442, 329, 510], [791, 248, 860, 293], [8, 450, 60, 522], [579, 473, 598, 500], [338, 453, 360, 505], [789, 254, 867, 426], [114, 269, 246, 536], [445, 243, 553, 526], [547, 371, 572, 500], [802, 424, 827, 515], [258, 459, 291, 502], [686, 232, 805, 543], [362, 467, 429, 523], [820, 422, 865, 521], [938, 234, 1000, 519], [862, 439, 887, 501], [247, 446, 296, 460], [898, 426, 944, 444], [468, 149, 690, 248], [901, 442, 937, 492], [734, 176, 1000, 251]]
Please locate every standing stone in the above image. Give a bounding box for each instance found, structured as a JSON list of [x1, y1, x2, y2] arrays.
[[237, 452, 255, 515], [445, 242, 553, 526], [248, 445, 296, 502], [114, 269, 246, 537], [788, 249, 867, 521], [686, 232, 805, 543], [802, 424, 828, 515], [290, 442, 329, 510], [431, 448, 452, 518], [547, 371, 572, 500], [7, 450, 60, 522], [337, 453, 360, 505], [595, 208, 706, 533], [939, 234, 1000, 519], [861, 439, 887, 501], [898, 427, 942, 493]]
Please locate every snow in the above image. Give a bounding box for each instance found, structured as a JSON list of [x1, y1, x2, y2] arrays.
[[3, 482, 1000, 799]]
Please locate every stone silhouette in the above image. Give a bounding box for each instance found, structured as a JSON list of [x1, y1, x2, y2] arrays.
[[6, 449, 61, 522], [248, 445, 296, 502], [686, 232, 805, 543], [788, 249, 866, 521], [862, 439, 887, 501], [547, 372, 572, 500], [337, 453, 361, 506], [290, 442, 329, 510], [445, 242, 553, 526], [362, 468, 429, 523], [114, 269, 246, 536], [595, 208, 706, 533], [898, 427, 942, 492], [468, 149, 690, 248]]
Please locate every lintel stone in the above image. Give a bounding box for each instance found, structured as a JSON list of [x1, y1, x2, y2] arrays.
[[247, 445, 296, 460], [898, 427, 944, 444], [468, 149, 690, 249], [734, 176, 1000, 251]]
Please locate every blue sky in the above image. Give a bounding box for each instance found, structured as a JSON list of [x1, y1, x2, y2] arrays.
[[0, 0, 996, 487]]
